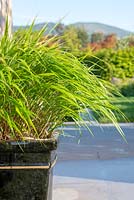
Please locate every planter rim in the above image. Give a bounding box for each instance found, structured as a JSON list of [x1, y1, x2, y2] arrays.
[[0, 134, 58, 153]]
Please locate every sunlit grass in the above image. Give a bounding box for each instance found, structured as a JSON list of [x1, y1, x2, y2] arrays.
[[0, 24, 126, 141]]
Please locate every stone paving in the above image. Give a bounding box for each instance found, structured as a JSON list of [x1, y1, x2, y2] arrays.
[[53, 176, 134, 200], [53, 124, 134, 200]]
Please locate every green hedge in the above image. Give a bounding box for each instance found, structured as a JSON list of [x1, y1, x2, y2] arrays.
[[82, 47, 134, 81], [93, 97, 134, 123], [82, 50, 113, 81], [120, 82, 134, 97]]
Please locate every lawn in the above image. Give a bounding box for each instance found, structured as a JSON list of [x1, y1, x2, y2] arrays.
[[94, 97, 134, 123]]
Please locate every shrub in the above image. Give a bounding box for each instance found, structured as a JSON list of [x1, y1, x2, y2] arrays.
[[82, 49, 114, 81], [82, 47, 134, 81], [120, 82, 134, 97]]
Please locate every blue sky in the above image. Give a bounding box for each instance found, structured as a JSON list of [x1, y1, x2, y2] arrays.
[[12, 0, 134, 31]]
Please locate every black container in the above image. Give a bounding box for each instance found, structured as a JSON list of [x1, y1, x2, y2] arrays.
[[0, 137, 57, 200]]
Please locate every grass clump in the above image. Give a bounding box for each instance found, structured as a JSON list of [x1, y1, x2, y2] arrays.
[[0, 25, 125, 141]]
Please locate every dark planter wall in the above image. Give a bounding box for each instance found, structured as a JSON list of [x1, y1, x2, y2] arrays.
[[0, 138, 57, 200]]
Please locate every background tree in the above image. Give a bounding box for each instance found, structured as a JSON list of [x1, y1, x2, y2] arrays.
[[101, 34, 117, 49], [55, 23, 65, 35], [91, 32, 104, 43], [128, 35, 134, 47], [62, 26, 81, 52], [89, 33, 117, 51], [0, 0, 12, 36], [116, 37, 129, 49], [76, 27, 89, 48]]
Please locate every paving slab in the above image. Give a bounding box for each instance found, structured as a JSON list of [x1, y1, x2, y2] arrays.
[[53, 176, 134, 200], [53, 124, 134, 200]]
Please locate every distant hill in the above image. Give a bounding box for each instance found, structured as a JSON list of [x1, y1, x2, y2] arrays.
[[71, 22, 132, 38], [13, 22, 132, 38], [13, 22, 58, 34]]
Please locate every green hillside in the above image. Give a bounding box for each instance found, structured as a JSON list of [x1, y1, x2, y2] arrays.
[[71, 22, 132, 38], [13, 22, 132, 38]]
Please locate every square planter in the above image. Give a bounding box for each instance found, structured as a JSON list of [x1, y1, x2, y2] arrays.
[[0, 137, 57, 200]]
